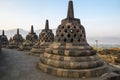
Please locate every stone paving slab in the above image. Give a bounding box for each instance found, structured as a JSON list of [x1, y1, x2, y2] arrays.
[[0, 48, 99, 80]]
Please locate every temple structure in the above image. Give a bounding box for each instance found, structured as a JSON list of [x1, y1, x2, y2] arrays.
[[0, 30, 8, 47], [8, 37, 13, 43], [7, 29, 24, 49], [38, 1, 107, 78], [30, 20, 54, 56], [18, 25, 38, 51], [26, 25, 38, 42]]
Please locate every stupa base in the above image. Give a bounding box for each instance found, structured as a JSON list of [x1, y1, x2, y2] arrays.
[[38, 61, 107, 78], [28, 48, 44, 57]]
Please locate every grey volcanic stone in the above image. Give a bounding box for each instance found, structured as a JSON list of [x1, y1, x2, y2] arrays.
[[30, 20, 54, 56], [38, 0, 107, 78], [7, 29, 24, 49], [18, 25, 38, 51], [0, 48, 101, 80], [0, 30, 8, 48]]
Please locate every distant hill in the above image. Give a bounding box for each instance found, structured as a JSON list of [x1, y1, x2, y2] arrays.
[[0, 28, 56, 39], [87, 37, 120, 45], [0, 28, 28, 39], [0, 28, 120, 46]]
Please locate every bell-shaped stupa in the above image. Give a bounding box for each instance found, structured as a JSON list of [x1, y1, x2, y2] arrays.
[[8, 37, 13, 43], [18, 25, 38, 51], [26, 25, 38, 42], [38, 1, 107, 78], [7, 29, 24, 49], [0, 30, 8, 47], [30, 20, 54, 56]]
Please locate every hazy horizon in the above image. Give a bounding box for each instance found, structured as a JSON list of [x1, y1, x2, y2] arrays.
[[0, 28, 120, 45], [0, 0, 120, 37]]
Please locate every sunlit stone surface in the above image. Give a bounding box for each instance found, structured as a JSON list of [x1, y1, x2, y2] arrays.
[[38, 1, 107, 78]]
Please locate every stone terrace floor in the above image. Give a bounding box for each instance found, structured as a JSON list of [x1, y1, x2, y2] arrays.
[[0, 48, 103, 80]]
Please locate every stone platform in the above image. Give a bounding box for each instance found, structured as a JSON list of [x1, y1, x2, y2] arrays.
[[38, 42, 107, 78], [0, 48, 120, 80]]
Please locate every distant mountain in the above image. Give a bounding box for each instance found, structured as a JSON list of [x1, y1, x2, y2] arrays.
[[87, 36, 120, 45], [0, 28, 28, 39], [0, 28, 56, 39], [0, 28, 120, 45]]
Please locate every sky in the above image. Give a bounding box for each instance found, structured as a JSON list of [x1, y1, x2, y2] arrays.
[[0, 0, 120, 37]]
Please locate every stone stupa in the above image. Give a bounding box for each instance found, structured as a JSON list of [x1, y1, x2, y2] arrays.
[[30, 20, 54, 56], [0, 30, 8, 47], [8, 37, 13, 43], [38, 1, 107, 78], [7, 29, 24, 49], [18, 25, 38, 51]]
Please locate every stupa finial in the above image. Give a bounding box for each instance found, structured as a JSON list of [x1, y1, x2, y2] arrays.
[[2, 30, 4, 36], [31, 25, 34, 33], [17, 28, 19, 34], [45, 19, 49, 30], [67, 0, 74, 18]]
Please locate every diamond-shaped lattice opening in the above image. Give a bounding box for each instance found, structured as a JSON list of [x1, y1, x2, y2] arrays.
[[78, 39, 80, 42], [62, 26, 64, 29], [77, 29, 79, 32], [67, 25, 70, 29], [64, 29, 67, 33], [58, 38, 60, 42], [80, 34, 82, 37], [67, 34, 70, 38], [59, 30, 61, 32], [74, 34, 76, 37], [61, 34, 64, 37], [71, 38, 73, 42], [64, 38, 66, 42], [74, 26, 76, 28]]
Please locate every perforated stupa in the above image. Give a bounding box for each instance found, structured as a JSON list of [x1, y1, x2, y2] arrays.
[[7, 29, 24, 49], [0, 30, 8, 47], [38, 1, 107, 78], [30, 20, 54, 56], [18, 25, 38, 51]]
